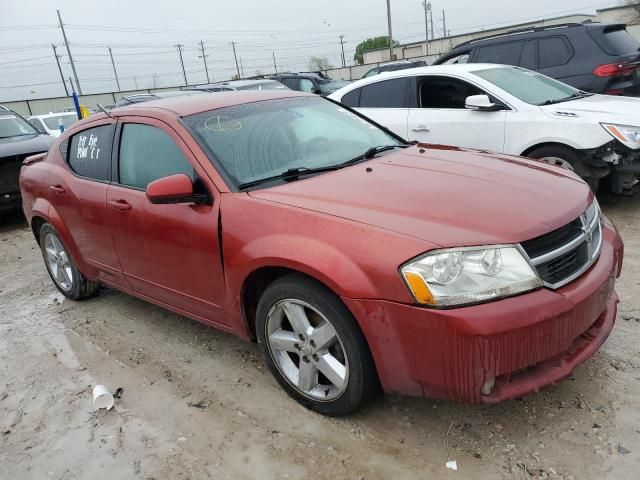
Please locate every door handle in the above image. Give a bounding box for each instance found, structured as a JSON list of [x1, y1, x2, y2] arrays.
[[412, 125, 430, 132], [49, 185, 66, 195], [109, 199, 132, 211]]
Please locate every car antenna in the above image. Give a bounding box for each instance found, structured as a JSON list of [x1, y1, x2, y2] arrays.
[[97, 104, 113, 118]]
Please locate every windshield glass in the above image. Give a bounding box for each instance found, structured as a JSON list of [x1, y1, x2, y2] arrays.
[[600, 28, 640, 55], [472, 66, 580, 105], [43, 114, 78, 130], [236, 82, 289, 91], [184, 96, 401, 188], [0, 113, 38, 138]]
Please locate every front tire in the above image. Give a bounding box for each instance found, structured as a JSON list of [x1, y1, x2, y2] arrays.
[[527, 145, 600, 192], [39, 223, 99, 300], [255, 274, 378, 416]]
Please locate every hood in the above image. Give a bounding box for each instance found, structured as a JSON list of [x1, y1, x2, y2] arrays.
[[249, 145, 592, 248], [541, 94, 640, 125], [0, 133, 54, 158]]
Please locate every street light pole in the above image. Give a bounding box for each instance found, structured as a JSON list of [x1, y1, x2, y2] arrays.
[[385, 0, 394, 61]]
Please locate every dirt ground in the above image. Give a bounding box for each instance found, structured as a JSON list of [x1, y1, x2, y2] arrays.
[[1, 196, 639, 480]]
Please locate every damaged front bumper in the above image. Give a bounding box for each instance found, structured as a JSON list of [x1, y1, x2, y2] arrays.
[[585, 141, 640, 194]]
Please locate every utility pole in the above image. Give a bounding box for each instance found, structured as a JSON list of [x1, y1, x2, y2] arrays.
[[107, 47, 121, 92], [175, 44, 187, 85], [422, 1, 430, 55], [442, 9, 447, 38], [198, 40, 210, 84], [133, 76, 138, 89], [56, 10, 82, 95], [339, 35, 346, 67], [239, 57, 245, 78], [230, 41, 240, 79], [385, 0, 394, 61], [272, 51, 278, 74], [51, 44, 69, 96], [430, 6, 435, 42]]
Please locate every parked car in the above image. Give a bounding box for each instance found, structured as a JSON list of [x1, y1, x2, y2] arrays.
[[186, 79, 289, 92], [20, 91, 623, 415], [28, 112, 80, 138], [362, 59, 428, 78], [329, 64, 640, 194], [269, 72, 350, 95], [1, 108, 54, 214], [433, 22, 640, 96], [110, 90, 201, 108]]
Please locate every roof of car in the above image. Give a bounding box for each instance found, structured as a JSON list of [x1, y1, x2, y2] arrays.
[[107, 90, 309, 117], [215, 79, 283, 87], [28, 112, 78, 119], [363, 63, 506, 79]]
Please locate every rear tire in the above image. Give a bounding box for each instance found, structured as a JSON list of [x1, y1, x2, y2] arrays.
[[527, 145, 599, 192], [255, 274, 378, 416], [39, 223, 99, 300]]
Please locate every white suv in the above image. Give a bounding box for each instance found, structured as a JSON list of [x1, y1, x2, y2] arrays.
[[329, 64, 640, 194]]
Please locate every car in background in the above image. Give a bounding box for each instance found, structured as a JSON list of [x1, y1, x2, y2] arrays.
[[1, 108, 53, 214], [329, 64, 640, 194], [433, 22, 640, 96], [186, 79, 290, 92], [20, 91, 623, 415], [110, 90, 202, 108], [269, 72, 350, 96], [362, 59, 428, 78], [28, 112, 80, 138]]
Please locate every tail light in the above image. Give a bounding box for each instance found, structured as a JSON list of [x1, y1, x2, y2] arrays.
[[593, 62, 636, 77]]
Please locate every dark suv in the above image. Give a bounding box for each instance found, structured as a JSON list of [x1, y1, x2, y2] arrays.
[[269, 72, 350, 96], [0, 107, 53, 214], [434, 22, 640, 95]]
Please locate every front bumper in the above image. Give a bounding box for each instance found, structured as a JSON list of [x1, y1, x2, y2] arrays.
[[344, 224, 623, 404]]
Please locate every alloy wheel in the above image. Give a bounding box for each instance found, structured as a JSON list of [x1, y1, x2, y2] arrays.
[[265, 299, 349, 401], [538, 156, 575, 171], [43, 233, 73, 292]]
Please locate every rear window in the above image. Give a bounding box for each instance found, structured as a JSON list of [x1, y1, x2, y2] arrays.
[[598, 28, 640, 55], [359, 77, 410, 108], [475, 42, 524, 65], [67, 124, 114, 181]]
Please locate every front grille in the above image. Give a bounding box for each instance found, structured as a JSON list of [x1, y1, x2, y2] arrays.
[[0, 154, 30, 194], [521, 202, 602, 288]]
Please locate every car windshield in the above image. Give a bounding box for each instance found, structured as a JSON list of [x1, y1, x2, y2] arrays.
[[472, 66, 582, 106], [0, 113, 38, 138], [236, 82, 289, 91], [42, 114, 77, 130], [183, 96, 401, 188]]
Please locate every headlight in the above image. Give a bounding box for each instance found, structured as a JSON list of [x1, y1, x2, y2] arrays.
[[601, 123, 640, 150], [400, 246, 542, 307]]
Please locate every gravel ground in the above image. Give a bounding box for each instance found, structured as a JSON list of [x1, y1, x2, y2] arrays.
[[1, 195, 639, 480]]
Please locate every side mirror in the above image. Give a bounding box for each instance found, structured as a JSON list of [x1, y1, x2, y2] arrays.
[[465, 94, 503, 111], [146, 174, 196, 204]]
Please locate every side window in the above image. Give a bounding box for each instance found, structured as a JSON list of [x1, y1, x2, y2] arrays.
[[538, 37, 572, 69], [418, 77, 483, 109], [29, 119, 42, 131], [281, 78, 299, 90], [67, 124, 114, 181], [475, 42, 524, 66], [299, 78, 315, 93], [118, 124, 193, 189], [358, 78, 410, 108], [441, 52, 470, 65], [364, 68, 378, 78], [520, 40, 538, 70], [340, 88, 361, 107]]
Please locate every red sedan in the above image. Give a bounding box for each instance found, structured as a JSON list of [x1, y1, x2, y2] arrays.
[[20, 91, 623, 416]]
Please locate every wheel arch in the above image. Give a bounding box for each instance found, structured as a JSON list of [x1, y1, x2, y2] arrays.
[[520, 141, 579, 158]]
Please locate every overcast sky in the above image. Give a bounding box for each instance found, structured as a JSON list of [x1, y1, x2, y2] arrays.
[[0, 0, 625, 101]]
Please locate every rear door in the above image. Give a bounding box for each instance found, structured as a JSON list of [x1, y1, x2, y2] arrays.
[[106, 117, 228, 326], [351, 77, 411, 139], [48, 121, 127, 286], [406, 75, 506, 152], [536, 36, 575, 85]]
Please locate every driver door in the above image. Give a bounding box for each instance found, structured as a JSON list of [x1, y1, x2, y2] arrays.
[[406, 75, 507, 153], [106, 117, 229, 326]]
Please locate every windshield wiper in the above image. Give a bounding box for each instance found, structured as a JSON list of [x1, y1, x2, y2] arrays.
[[238, 145, 407, 190], [238, 165, 343, 190], [539, 92, 588, 106], [339, 144, 406, 167]]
